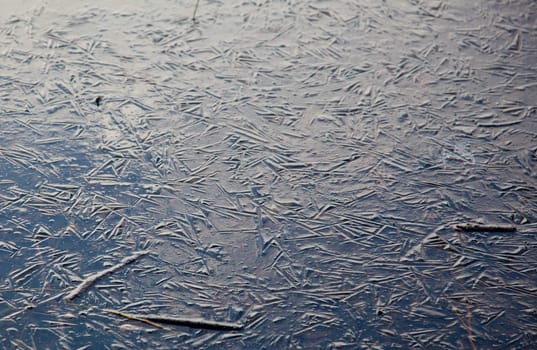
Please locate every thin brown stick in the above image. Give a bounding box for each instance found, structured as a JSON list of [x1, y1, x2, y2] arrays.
[[465, 308, 477, 350], [453, 223, 516, 232], [444, 294, 477, 350]]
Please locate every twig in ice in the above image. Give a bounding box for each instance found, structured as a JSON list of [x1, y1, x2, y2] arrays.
[[453, 223, 516, 232]]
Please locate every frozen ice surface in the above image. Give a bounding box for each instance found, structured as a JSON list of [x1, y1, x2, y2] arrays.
[[0, 0, 536, 348]]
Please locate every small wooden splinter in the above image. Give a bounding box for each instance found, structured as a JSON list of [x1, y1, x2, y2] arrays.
[[453, 223, 516, 232], [64, 250, 150, 301], [105, 309, 244, 331]]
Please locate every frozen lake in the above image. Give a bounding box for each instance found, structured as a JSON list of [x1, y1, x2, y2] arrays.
[[1, 0, 536, 348]]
